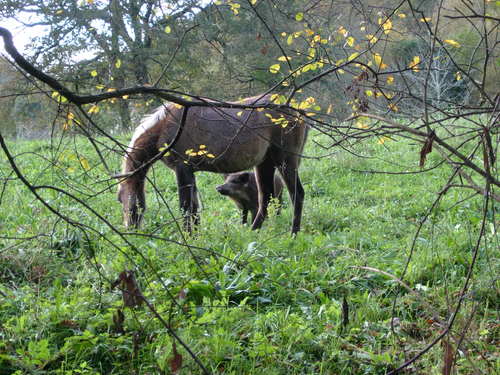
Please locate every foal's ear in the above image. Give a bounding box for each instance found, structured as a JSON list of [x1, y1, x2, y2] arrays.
[[238, 172, 250, 183]]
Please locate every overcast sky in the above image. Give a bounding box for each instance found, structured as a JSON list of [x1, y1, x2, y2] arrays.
[[1, 17, 47, 54]]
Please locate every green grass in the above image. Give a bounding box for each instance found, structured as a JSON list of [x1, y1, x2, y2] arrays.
[[0, 129, 498, 374]]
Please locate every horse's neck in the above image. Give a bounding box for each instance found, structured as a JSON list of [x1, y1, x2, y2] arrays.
[[123, 146, 155, 179], [122, 104, 169, 180]]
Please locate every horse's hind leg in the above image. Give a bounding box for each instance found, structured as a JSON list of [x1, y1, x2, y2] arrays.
[[175, 165, 199, 232], [278, 158, 304, 234], [251, 158, 275, 230]]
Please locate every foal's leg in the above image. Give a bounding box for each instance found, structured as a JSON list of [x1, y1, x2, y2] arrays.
[[278, 159, 304, 234], [251, 158, 275, 230], [175, 165, 199, 232]]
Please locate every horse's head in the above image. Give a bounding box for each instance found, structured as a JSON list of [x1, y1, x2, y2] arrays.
[[114, 173, 146, 228]]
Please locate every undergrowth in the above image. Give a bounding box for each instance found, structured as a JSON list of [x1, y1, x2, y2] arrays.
[[0, 128, 498, 374]]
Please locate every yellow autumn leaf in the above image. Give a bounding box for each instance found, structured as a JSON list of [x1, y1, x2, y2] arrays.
[[250, 0, 257, 4], [287, 35, 293, 45], [366, 34, 378, 44], [356, 118, 369, 129], [269, 64, 281, 73], [382, 19, 392, 34], [420, 17, 431, 22], [388, 103, 398, 112], [365, 90, 373, 97], [231, 2, 240, 14], [326, 104, 333, 114], [348, 52, 359, 61], [455, 71, 462, 81], [295, 12, 304, 21], [88, 105, 100, 114], [115, 59, 121, 68], [271, 94, 286, 104], [338, 26, 348, 37], [165, 25, 171, 34], [373, 53, 387, 69], [386, 75, 394, 84], [80, 158, 90, 171], [307, 47, 316, 59], [90, 70, 98, 77], [443, 39, 460, 48], [398, 13, 406, 18], [278, 55, 290, 62], [378, 17, 392, 34], [346, 36, 355, 47], [409, 56, 421, 72], [378, 136, 390, 144]]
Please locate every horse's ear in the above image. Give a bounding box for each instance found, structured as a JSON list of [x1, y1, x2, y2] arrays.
[[111, 172, 134, 179]]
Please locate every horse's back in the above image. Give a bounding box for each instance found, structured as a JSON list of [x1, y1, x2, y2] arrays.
[[155, 96, 305, 172]]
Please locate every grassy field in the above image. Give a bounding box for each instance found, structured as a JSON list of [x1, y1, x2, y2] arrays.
[[0, 129, 498, 374]]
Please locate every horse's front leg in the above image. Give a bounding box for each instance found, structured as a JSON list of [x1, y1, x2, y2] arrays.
[[175, 165, 199, 232]]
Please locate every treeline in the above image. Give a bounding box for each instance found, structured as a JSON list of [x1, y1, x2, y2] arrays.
[[0, 0, 497, 138]]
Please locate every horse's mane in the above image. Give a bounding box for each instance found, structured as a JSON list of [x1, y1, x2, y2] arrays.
[[128, 104, 171, 150]]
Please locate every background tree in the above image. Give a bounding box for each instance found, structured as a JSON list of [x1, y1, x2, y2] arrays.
[[0, 0, 498, 373], [0, 0, 204, 130]]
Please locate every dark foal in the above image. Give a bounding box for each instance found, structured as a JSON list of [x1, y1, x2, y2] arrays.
[[216, 171, 284, 225], [116, 94, 307, 234]]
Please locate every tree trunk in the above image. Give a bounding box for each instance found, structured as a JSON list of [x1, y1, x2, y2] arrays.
[[117, 99, 132, 132]]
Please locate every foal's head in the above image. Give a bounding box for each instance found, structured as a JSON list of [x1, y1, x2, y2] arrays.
[[117, 177, 146, 228]]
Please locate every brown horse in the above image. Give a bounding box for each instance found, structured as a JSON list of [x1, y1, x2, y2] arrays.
[[116, 94, 307, 233]]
